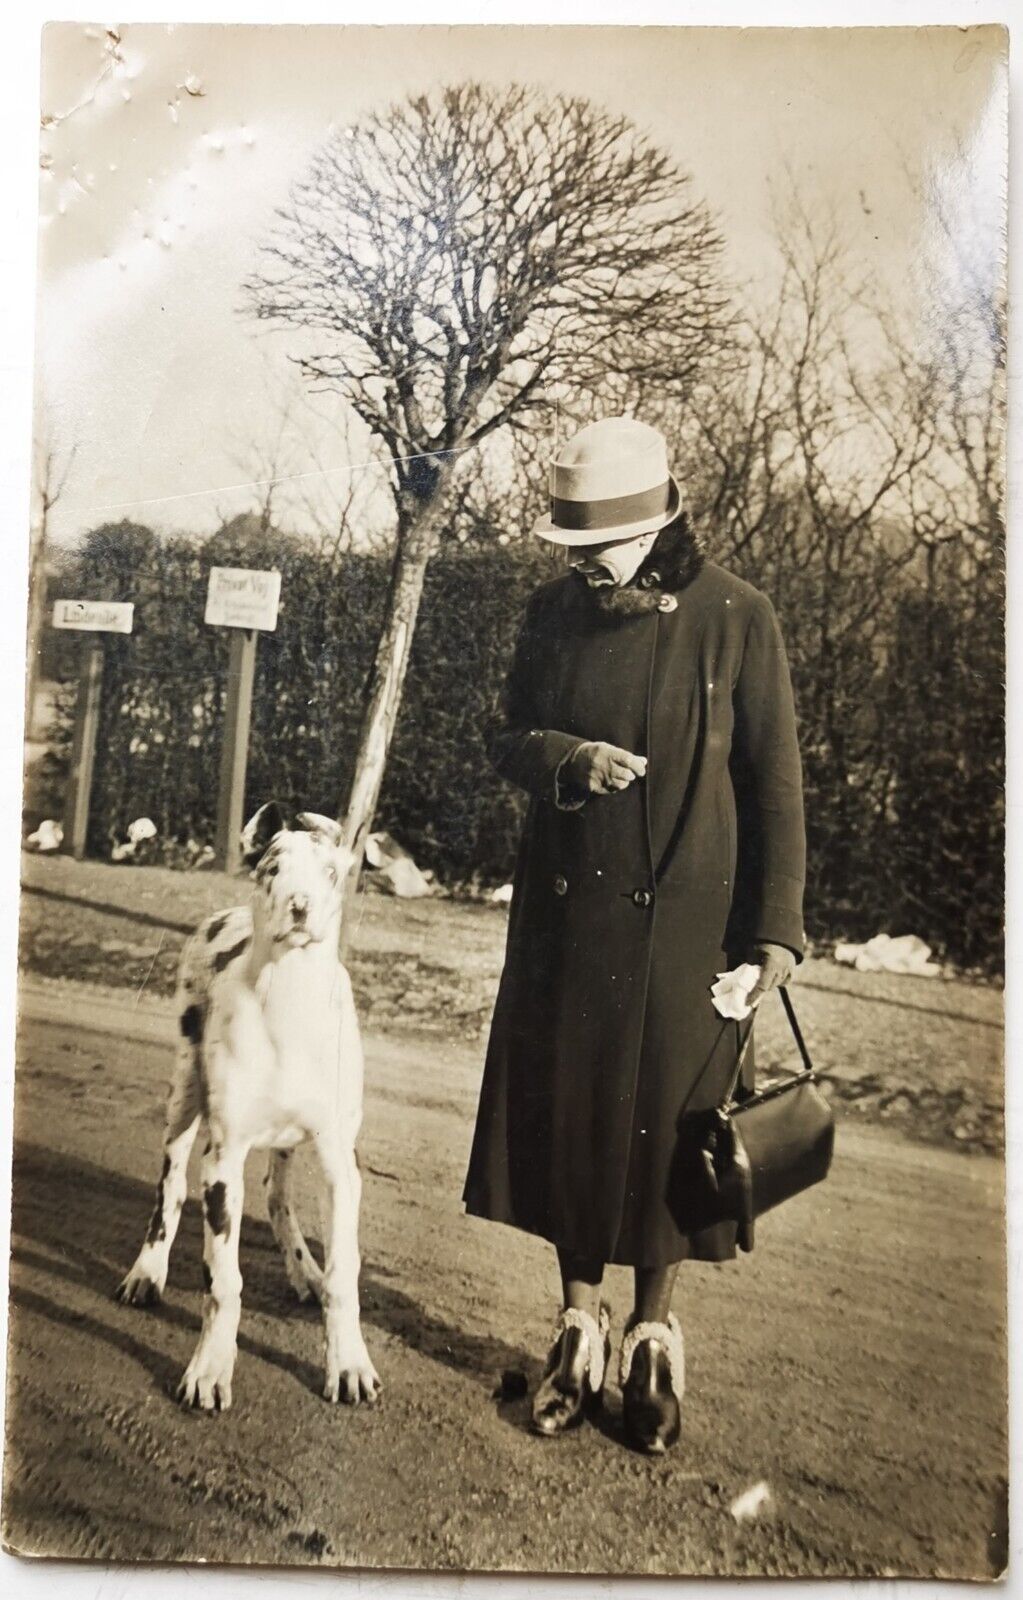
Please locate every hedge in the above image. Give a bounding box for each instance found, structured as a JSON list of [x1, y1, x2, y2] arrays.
[[38, 516, 1003, 971]]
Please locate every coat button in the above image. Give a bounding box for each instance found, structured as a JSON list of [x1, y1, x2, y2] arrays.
[[657, 593, 678, 613], [553, 874, 568, 896], [632, 887, 654, 908]]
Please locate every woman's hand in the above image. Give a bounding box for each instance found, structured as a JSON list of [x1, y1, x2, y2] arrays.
[[747, 943, 797, 1006], [566, 740, 647, 795]]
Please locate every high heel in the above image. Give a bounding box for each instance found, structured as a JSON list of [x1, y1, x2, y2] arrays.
[[619, 1312, 685, 1454], [531, 1304, 611, 1437]]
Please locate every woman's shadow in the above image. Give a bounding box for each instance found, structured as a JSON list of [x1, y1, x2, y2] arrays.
[[9, 1140, 535, 1405]]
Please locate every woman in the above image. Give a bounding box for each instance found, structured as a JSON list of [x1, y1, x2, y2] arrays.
[[463, 415, 806, 1453]]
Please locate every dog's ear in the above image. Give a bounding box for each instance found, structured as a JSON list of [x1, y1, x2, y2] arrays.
[[240, 802, 288, 867], [295, 812, 355, 872], [294, 811, 345, 848]]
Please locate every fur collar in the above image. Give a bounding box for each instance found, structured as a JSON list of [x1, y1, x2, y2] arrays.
[[578, 512, 705, 618]]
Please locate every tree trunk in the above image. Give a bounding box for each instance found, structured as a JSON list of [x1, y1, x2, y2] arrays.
[[24, 519, 47, 737], [337, 476, 452, 949]]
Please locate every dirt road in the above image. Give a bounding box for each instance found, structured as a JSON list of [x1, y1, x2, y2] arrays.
[[2, 977, 1006, 1577]]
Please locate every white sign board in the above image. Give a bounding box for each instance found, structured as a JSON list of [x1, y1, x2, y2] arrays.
[[52, 599, 134, 634], [204, 567, 281, 632]]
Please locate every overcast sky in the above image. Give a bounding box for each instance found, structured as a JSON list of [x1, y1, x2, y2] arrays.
[[36, 22, 1005, 544]]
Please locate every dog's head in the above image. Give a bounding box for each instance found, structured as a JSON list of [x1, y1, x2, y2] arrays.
[[240, 803, 354, 948]]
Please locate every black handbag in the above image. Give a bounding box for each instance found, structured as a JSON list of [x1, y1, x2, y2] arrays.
[[693, 986, 834, 1253]]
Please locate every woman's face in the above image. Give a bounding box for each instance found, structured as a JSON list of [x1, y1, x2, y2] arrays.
[[570, 529, 658, 587]]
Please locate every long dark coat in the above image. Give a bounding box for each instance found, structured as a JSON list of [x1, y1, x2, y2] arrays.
[[462, 548, 806, 1268]]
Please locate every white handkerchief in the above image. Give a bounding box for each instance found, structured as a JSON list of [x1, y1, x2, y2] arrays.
[[710, 963, 762, 1020]]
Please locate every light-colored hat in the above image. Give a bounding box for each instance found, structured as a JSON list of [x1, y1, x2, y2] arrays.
[[532, 415, 681, 546]]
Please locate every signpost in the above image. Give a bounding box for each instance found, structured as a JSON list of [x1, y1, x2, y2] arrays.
[[205, 568, 281, 873], [52, 599, 135, 859]]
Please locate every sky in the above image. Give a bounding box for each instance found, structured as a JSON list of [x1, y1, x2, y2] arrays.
[[36, 22, 1006, 545]]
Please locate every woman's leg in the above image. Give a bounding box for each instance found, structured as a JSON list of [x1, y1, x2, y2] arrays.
[[558, 1249, 604, 1316], [632, 1262, 679, 1325], [532, 1250, 607, 1436], [621, 1262, 685, 1454]]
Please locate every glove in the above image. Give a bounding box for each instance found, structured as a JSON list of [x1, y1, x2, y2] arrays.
[[747, 942, 797, 1006], [564, 740, 647, 796]]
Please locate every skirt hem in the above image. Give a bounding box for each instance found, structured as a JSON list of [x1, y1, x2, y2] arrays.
[[461, 1198, 741, 1268]]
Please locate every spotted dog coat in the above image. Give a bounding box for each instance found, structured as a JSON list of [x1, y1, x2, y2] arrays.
[[116, 804, 380, 1412]]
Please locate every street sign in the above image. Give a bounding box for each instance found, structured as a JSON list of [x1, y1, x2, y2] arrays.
[[205, 567, 281, 632], [53, 599, 134, 634], [52, 601, 132, 856]]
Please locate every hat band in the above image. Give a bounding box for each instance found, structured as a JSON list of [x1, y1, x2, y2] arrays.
[[551, 479, 672, 532]]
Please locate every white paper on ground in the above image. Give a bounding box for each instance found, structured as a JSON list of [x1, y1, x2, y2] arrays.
[[834, 933, 940, 977], [730, 1480, 775, 1523]]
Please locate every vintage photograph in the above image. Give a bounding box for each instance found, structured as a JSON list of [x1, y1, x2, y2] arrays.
[[3, 20, 1007, 1578]]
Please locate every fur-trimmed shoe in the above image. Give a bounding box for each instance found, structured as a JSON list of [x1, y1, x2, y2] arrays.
[[619, 1312, 685, 1454], [531, 1304, 611, 1438]]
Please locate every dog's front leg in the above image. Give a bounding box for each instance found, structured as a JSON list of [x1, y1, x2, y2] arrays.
[[314, 1137, 380, 1406], [117, 1048, 202, 1306], [176, 1140, 247, 1412]]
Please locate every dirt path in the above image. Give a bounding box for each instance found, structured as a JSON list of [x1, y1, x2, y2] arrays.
[[18, 852, 1005, 1153], [2, 978, 1007, 1577]]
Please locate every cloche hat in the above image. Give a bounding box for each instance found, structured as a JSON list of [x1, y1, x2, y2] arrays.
[[532, 415, 682, 546]]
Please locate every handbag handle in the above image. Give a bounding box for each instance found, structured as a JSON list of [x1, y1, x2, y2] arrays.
[[722, 984, 814, 1107], [778, 986, 814, 1074]]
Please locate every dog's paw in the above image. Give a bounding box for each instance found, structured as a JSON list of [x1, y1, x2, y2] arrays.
[[115, 1263, 165, 1307], [323, 1337, 381, 1406], [175, 1349, 235, 1412]]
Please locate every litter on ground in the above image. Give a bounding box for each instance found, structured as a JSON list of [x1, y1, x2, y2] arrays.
[[26, 820, 63, 852], [111, 817, 157, 863], [834, 933, 940, 977], [729, 1480, 774, 1523], [365, 831, 432, 898]]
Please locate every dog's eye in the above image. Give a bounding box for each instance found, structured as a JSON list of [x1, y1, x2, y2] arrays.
[[325, 864, 337, 885]]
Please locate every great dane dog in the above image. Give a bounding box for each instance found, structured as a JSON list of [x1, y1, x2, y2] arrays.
[[116, 803, 381, 1412]]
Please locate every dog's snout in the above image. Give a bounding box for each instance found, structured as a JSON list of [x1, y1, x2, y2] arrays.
[[290, 894, 310, 921]]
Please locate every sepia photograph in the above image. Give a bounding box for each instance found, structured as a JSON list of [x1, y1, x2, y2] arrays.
[[1, 14, 1008, 1581]]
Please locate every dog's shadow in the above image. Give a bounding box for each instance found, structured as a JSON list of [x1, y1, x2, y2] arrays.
[[9, 1141, 534, 1404]]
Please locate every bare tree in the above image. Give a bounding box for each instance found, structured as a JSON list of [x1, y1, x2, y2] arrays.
[[916, 137, 1006, 554], [26, 437, 77, 725], [224, 362, 388, 556], [244, 80, 731, 902], [225, 390, 295, 535], [293, 403, 393, 563]]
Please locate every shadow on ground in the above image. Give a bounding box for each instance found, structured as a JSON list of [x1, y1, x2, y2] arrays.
[[20, 882, 196, 938], [9, 1141, 534, 1401]]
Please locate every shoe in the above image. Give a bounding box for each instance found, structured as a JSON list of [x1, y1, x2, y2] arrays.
[[531, 1304, 611, 1437], [619, 1312, 685, 1454]]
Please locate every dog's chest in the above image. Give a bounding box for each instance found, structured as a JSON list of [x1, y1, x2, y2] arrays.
[[206, 951, 361, 1147], [255, 958, 347, 1075]]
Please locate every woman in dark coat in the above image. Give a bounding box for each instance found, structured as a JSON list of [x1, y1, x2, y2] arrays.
[[463, 416, 806, 1452]]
